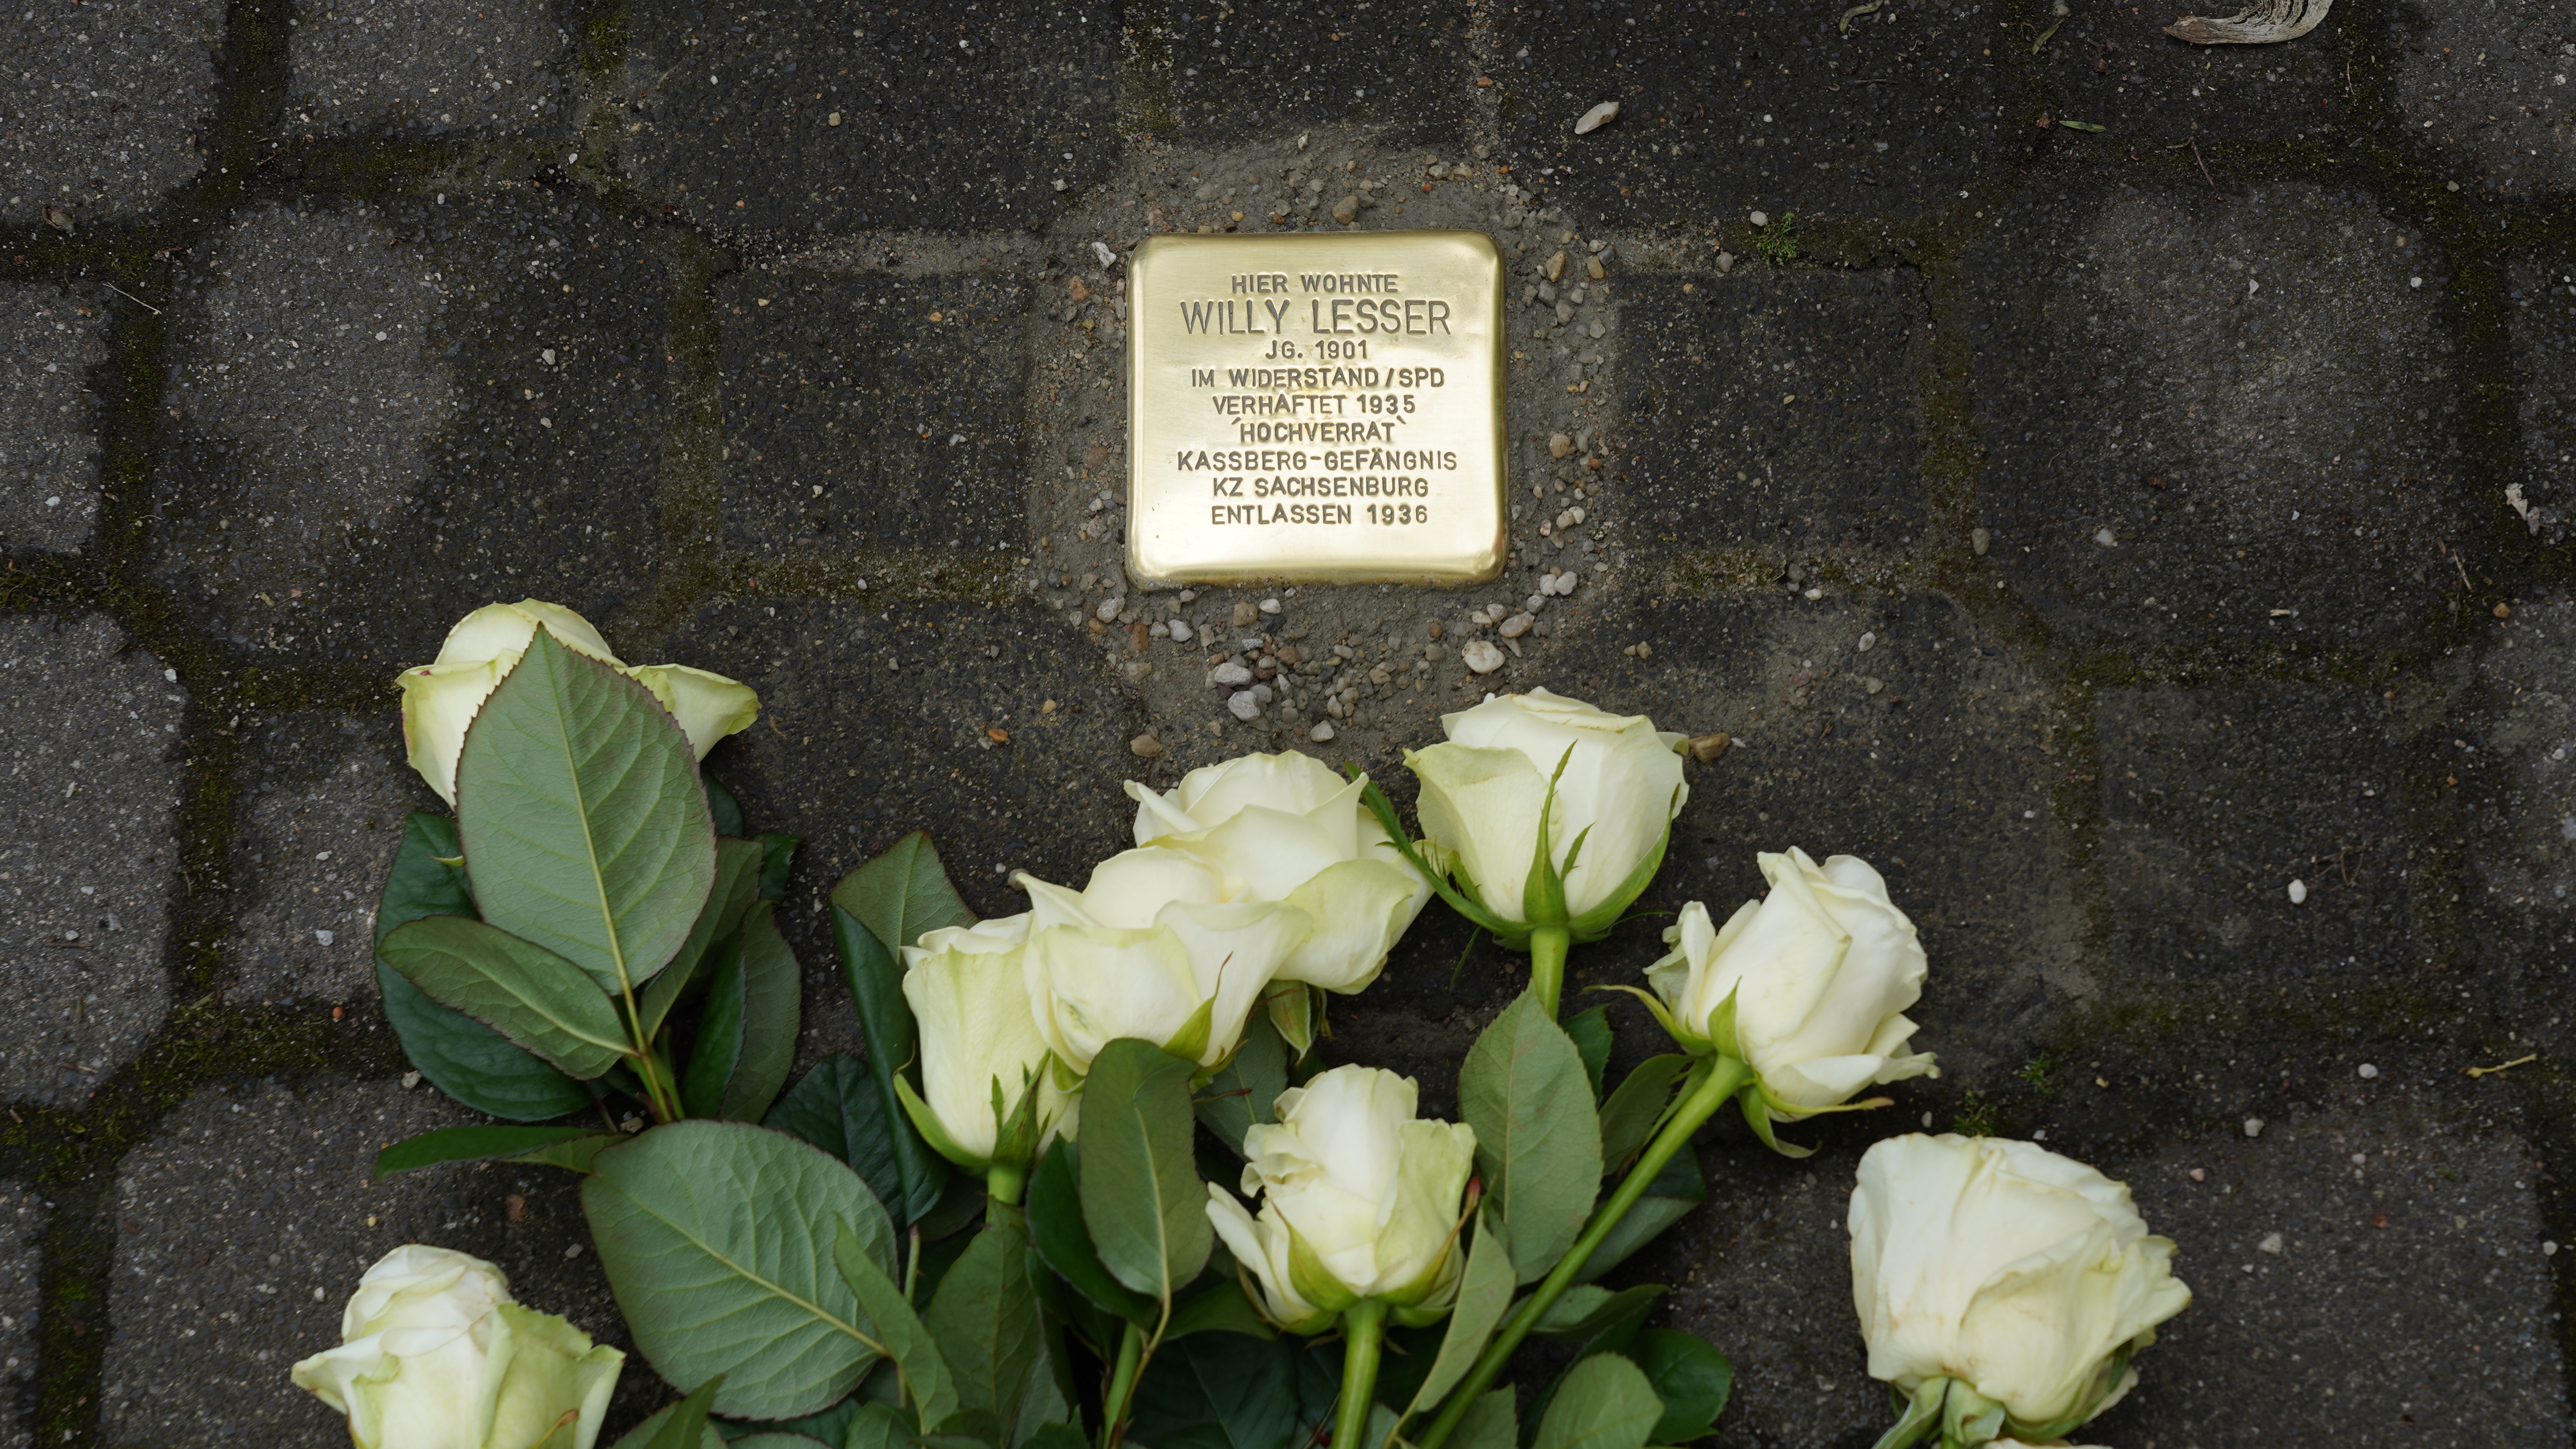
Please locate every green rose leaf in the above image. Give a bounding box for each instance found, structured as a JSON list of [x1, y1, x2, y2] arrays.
[[376, 960, 593, 1121], [1079, 1039, 1212, 1305], [1563, 1005, 1613, 1101], [457, 626, 718, 997], [834, 1220, 961, 1434], [608, 1387, 728, 1449], [765, 1055, 905, 1214], [1195, 1008, 1289, 1157], [1404, 1211, 1515, 1418], [644, 838, 768, 1043], [923, 1222, 1045, 1434], [377, 812, 478, 945], [1622, 1328, 1733, 1443], [1595, 1055, 1691, 1173], [758, 832, 800, 902], [1459, 992, 1603, 1283], [704, 777, 748, 838], [584, 1121, 898, 1420], [683, 902, 802, 1122], [1166, 1273, 1276, 1341], [1026, 1140, 1155, 1328], [829, 905, 950, 1225], [373, 1124, 608, 1179], [1127, 1332, 1338, 1449], [1573, 1149, 1705, 1285], [830, 831, 973, 955], [1531, 1353, 1663, 1449], [1449, 1389, 1518, 1449], [380, 915, 629, 1079]]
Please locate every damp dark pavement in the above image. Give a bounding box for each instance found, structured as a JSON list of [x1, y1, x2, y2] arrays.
[[3, 1, 2575, 1446]]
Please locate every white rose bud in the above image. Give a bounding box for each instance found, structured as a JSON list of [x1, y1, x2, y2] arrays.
[[1125, 750, 1433, 998], [1015, 848, 1311, 1073], [290, 1244, 624, 1449], [395, 600, 759, 805], [1643, 849, 1935, 1146], [1849, 1135, 2191, 1443], [1406, 689, 1687, 934], [898, 913, 1064, 1167], [1203, 1065, 1477, 1333]]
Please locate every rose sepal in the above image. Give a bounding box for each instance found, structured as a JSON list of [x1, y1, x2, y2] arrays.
[[1868, 1377, 1950, 1449], [1941, 1383, 2008, 1447], [1355, 773, 1524, 943]]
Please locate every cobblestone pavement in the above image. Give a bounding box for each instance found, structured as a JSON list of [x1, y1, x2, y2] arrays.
[[4, 1, 2574, 1445]]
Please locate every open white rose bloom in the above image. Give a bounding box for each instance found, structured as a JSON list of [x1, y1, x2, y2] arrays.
[[1014, 847, 1312, 1072], [1204, 1065, 1477, 1333], [1643, 849, 1937, 1150], [290, 1244, 624, 1449], [395, 599, 759, 804], [1848, 1135, 2191, 1447], [1126, 750, 1434, 998], [1406, 689, 1687, 934], [898, 913, 1064, 1167]]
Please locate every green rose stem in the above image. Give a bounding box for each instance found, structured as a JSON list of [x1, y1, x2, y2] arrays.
[[1527, 924, 1573, 1019], [1097, 1320, 1150, 1449], [1333, 1300, 1390, 1449], [987, 1161, 1028, 1210], [1416, 1053, 1757, 1449]]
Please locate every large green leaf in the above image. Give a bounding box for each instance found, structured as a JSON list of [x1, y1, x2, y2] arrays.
[[830, 905, 949, 1225], [376, 959, 593, 1120], [1167, 1274, 1274, 1341], [1079, 1039, 1212, 1304], [1531, 1284, 1663, 1346], [1563, 1005, 1613, 1100], [685, 902, 802, 1121], [457, 627, 718, 995], [705, 777, 749, 838], [377, 812, 477, 945], [758, 832, 800, 902], [646, 838, 767, 1042], [1404, 1212, 1514, 1418], [830, 832, 973, 954], [1458, 992, 1602, 1282], [1595, 1056, 1690, 1172], [1026, 1141, 1154, 1327], [766, 1055, 905, 1213], [1195, 1009, 1288, 1156], [925, 1223, 1045, 1435], [1450, 1390, 1516, 1449], [380, 915, 629, 1079], [1127, 1332, 1337, 1449], [373, 1124, 605, 1179], [1531, 1354, 1662, 1449], [1622, 1329, 1732, 1443], [834, 1221, 961, 1433], [584, 1121, 898, 1420], [608, 1388, 729, 1449], [1573, 1149, 1705, 1285]]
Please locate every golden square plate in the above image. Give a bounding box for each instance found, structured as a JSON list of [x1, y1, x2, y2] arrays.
[[1124, 230, 1508, 586]]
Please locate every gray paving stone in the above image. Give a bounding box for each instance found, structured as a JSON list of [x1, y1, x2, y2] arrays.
[[289, 0, 569, 137], [1496, 0, 2015, 230], [2093, 683, 2413, 986], [2451, 593, 2576, 1063], [1152, 0, 1472, 148], [1621, 268, 1927, 557], [100, 1077, 638, 1449], [0, 284, 109, 557], [0, 0, 225, 232], [663, 598, 1144, 930], [225, 712, 425, 1007], [2504, 254, 2576, 543], [2395, 0, 2576, 198], [2114, 1104, 2567, 1447], [2033, 0, 2352, 147], [0, 614, 183, 1107], [714, 270, 1029, 556], [1970, 180, 2473, 648], [154, 192, 668, 665], [0, 1185, 37, 1449], [622, 0, 1118, 234]]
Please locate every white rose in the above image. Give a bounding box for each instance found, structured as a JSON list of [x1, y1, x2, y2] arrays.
[[395, 600, 759, 804], [1406, 689, 1687, 931], [898, 913, 1063, 1166], [1849, 1135, 2191, 1439], [1125, 750, 1432, 995], [1015, 848, 1311, 1073], [290, 1244, 624, 1449], [1645, 850, 1936, 1122], [1203, 1065, 1477, 1332]]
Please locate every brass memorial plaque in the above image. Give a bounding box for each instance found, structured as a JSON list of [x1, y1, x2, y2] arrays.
[[1125, 231, 1508, 586]]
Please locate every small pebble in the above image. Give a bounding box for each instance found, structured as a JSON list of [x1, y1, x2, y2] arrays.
[[2287, 878, 2308, 904], [1260, 597, 1283, 615], [1228, 692, 1262, 721], [1233, 600, 1259, 626], [1424, 643, 1446, 662], [1688, 732, 1731, 762], [1130, 734, 1166, 758], [2257, 1232, 2284, 1255], [1857, 631, 1876, 653], [1714, 251, 1735, 273], [2547, 1241, 2561, 1257], [401, 1071, 422, 1089], [2189, 1167, 2207, 1182], [1212, 661, 1252, 685], [1971, 527, 1991, 556], [1549, 432, 1574, 459], [1426, 621, 1445, 640], [1499, 612, 1535, 639], [2357, 1063, 2379, 1079], [1462, 640, 1505, 673], [1574, 101, 1620, 134], [313, 929, 335, 946], [1309, 721, 1337, 743], [1864, 677, 1885, 695], [1749, 209, 1770, 228], [1096, 596, 1124, 622], [2494, 601, 2513, 619], [2093, 527, 2117, 547], [2243, 1116, 2266, 1139], [1333, 194, 1360, 224], [1546, 250, 1568, 282], [1586, 254, 1605, 281]]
